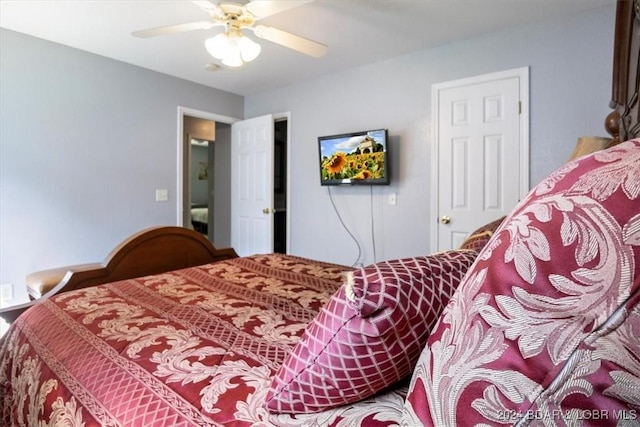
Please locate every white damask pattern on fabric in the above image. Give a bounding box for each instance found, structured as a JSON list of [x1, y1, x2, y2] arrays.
[[0, 254, 410, 426], [402, 139, 640, 426]]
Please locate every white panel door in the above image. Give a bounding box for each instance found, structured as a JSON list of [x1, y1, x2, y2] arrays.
[[434, 71, 527, 251], [231, 114, 274, 256]]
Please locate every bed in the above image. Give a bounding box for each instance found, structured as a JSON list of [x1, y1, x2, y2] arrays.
[[191, 206, 209, 235], [0, 228, 416, 426], [1, 1, 640, 425]]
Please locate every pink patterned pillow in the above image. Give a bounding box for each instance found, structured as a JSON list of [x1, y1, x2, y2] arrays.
[[265, 250, 477, 413], [403, 139, 640, 426]]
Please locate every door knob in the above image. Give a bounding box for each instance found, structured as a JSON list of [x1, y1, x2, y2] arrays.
[[263, 208, 270, 214], [440, 215, 451, 225]]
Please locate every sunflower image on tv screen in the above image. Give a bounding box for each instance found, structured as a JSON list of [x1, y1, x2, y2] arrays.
[[319, 129, 388, 185]]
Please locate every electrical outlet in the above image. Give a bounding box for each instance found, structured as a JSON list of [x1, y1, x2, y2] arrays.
[[0, 283, 13, 302]]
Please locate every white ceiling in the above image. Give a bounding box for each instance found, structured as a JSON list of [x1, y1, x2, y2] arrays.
[[0, 0, 615, 97]]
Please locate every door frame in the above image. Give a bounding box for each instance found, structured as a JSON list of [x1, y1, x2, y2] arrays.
[[429, 67, 530, 252], [176, 107, 291, 253]]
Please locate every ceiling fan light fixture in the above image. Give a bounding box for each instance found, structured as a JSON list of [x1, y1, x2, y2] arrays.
[[205, 33, 233, 60], [237, 35, 261, 62], [222, 48, 244, 67], [205, 31, 261, 67]]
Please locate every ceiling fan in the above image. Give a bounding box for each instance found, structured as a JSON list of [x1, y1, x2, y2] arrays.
[[132, 0, 328, 67]]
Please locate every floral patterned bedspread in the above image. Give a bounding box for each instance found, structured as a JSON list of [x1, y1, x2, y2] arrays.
[[0, 254, 407, 426]]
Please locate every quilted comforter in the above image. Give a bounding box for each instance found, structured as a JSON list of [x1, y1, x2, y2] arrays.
[[0, 254, 407, 426]]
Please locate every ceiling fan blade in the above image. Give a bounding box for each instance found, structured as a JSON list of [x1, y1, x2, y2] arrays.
[[132, 21, 218, 38], [192, 0, 224, 18], [252, 25, 327, 57], [245, 0, 314, 19]]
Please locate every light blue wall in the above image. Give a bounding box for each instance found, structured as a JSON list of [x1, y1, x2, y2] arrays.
[[0, 29, 243, 303], [0, 4, 616, 302], [245, 5, 615, 267]]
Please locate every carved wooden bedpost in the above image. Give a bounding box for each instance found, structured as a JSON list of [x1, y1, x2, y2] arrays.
[[608, 0, 640, 144], [605, 110, 622, 145]]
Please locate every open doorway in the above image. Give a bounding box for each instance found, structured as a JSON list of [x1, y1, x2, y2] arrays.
[[181, 120, 235, 248], [188, 136, 213, 237], [183, 115, 216, 242], [273, 119, 287, 253], [178, 107, 290, 254], [178, 107, 237, 249]]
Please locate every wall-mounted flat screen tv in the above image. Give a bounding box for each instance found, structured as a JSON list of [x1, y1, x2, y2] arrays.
[[318, 128, 389, 185]]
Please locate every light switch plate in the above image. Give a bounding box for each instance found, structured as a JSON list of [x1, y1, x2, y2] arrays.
[[388, 192, 397, 205], [155, 189, 169, 202]]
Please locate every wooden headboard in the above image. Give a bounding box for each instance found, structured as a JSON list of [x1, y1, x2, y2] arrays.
[[0, 227, 238, 324], [606, 0, 640, 143]]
